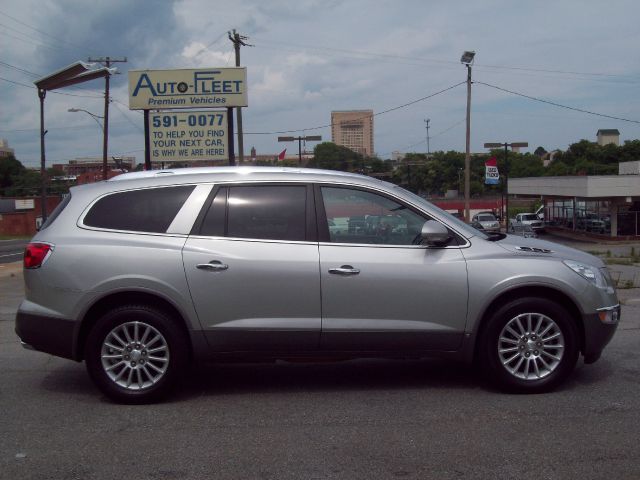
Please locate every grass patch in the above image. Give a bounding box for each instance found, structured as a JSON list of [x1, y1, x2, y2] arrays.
[[0, 235, 30, 241], [605, 258, 634, 266]]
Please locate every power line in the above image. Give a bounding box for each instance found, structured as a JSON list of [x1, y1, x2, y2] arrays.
[[192, 31, 228, 57], [475, 81, 640, 124], [0, 9, 89, 51], [112, 101, 144, 134], [254, 39, 638, 81], [0, 59, 39, 77], [0, 75, 103, 98], [377, 118, 466, 158], [245, 81, 465, 135], [0, 121, 130, 134]]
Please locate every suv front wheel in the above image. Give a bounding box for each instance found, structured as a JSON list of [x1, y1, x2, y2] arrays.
[[85, 305, 188, 404], [480, 297, 579, 393]]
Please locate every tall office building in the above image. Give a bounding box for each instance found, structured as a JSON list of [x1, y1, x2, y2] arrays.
[[331, 110, 374, 157]]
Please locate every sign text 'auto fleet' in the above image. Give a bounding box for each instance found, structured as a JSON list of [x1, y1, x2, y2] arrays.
[[128, 68, 247, 110]]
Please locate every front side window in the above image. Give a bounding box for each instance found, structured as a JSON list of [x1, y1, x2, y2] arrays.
[[199, 185, 307, 241], [321, 187, 428, 245], [83, 185, 195, 233]]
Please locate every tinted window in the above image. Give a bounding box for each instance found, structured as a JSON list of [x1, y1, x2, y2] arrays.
[[321, 187, 428, 245], [226, 186, 306, 241], [84, 186, 195, 233], [199, 187, 227, 237]]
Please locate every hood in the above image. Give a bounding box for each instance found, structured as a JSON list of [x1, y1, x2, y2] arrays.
[[495, 234, 605, 267]]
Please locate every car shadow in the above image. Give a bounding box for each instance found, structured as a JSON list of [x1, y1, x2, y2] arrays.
[[37, 356, 611, 403], [173, 358, 482, 400]]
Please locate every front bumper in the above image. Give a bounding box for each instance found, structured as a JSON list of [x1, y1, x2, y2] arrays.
[[581, 304, 620, 364], [15, 311, 76, 360]]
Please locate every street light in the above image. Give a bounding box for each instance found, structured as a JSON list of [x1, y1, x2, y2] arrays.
[[277, 135, 322, 165], [68, 108, 104, 132], [461, 50, 475, 222], [69, 108, 109, 179], [484, 141, 528, 225]]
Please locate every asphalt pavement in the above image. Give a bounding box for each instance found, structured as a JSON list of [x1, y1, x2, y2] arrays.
[[1, 259, 639, 479], [0, 239, 27, 265]]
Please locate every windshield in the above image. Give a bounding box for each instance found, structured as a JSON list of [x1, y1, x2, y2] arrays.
[[390, 184, 487, 239], [521, 214, 538, 221], [478, 215, 496, 221]]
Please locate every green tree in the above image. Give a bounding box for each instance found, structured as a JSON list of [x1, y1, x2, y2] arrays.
[[0, 155, 26, 194], [309, 142, 365, 172], [5, 169, 41, 196]]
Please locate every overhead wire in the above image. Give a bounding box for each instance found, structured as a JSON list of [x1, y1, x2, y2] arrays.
[[475, 81, 640, 124], [245, 81, 465, 135], [0, 8, 92, 51]]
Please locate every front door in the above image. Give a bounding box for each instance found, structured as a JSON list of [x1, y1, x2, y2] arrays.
[[317, 186, 468, 352]]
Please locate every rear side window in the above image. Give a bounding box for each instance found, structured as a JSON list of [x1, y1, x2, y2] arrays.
[[83, 185, 195, 233]]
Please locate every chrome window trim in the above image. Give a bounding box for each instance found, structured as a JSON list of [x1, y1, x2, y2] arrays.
[[76, 179, 470, 248], [186, 234, 317, 246]]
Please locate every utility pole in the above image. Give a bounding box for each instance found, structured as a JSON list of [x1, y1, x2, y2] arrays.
[[88, 56, 127, 179], [424, 118, 430, 157], [460, 50, 476, 223], [228, 30, 252, 164]]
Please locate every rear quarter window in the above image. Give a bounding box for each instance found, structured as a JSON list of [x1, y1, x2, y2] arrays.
[[83, 185, 195, 233]]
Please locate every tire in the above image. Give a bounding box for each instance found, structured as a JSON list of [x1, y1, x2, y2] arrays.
[[85, 305, 189, 404], [479, 297, 579, 393]]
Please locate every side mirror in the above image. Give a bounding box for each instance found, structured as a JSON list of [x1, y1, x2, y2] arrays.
[[420, 220, 452, 246]]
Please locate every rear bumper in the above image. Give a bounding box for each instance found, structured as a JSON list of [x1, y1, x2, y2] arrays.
[[15, 311, 76, 360]]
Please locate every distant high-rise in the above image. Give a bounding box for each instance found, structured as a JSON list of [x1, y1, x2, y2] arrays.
[[331, 110, 374, 157]]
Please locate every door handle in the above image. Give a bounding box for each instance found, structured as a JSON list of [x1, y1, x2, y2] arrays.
[[196, 260, 229, 271], [328, 265, 360, 276]]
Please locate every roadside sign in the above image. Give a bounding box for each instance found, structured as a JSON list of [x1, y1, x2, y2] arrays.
[[129, 68, 247, 110], [150, 110, 228, 162]]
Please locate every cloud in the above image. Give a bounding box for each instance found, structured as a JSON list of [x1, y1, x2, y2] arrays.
[[2, 0, 640, 166]]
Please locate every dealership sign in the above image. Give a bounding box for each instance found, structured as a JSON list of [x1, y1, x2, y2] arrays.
[[149, 111, 228, 162], [485, 157, 500, 185], [128, 68, 247, 110]]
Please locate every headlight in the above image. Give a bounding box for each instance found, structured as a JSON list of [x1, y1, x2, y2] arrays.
[[563, 260, 609, 290]]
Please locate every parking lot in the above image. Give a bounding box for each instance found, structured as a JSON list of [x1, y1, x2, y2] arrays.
[[1, 248, 640, 479]]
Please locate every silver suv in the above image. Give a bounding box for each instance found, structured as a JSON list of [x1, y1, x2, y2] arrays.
[[16, 167, 620, 403]]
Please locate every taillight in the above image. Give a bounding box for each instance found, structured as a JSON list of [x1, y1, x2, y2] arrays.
[[24, 243, 54, 269]]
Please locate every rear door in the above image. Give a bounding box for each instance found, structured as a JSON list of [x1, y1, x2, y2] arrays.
[[183, 183, 321, 351]]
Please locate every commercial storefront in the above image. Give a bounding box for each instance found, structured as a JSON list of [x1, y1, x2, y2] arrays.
[[509, 175, 640, 238]]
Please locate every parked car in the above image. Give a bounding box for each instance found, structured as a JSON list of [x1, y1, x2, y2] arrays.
[[16, 167, 620, 403], [509, 223, 537, 238], [510, 213, 545, 233], [471, 213, 500, 233], [576, 213, 606, 234]]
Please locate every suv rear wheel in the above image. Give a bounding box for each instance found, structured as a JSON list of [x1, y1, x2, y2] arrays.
[[479, 297, 579, 393], [85, 305, 188, 404]]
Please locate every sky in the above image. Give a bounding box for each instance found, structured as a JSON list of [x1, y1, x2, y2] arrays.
[[1, 0, 640, 168]]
